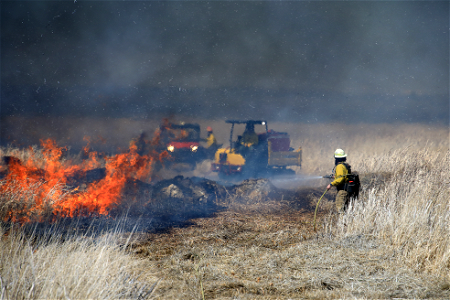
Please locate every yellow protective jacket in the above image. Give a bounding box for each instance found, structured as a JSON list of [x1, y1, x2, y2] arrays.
[[206, 133, 217, 148], [331, 163, 349, 189]]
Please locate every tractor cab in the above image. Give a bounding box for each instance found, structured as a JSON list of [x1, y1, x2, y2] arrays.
[[226, 120, 268, 155]]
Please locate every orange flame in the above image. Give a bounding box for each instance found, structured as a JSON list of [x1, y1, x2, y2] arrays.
[[1, 136, 165, 223]]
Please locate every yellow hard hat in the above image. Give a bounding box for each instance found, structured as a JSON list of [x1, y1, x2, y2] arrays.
[[334, 148, 347, 158]]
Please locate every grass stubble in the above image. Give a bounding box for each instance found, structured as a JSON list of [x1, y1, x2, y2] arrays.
[[0, 122, 449, 299]]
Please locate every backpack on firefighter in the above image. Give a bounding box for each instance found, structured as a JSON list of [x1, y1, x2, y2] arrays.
[[341, 162, 360, 199]]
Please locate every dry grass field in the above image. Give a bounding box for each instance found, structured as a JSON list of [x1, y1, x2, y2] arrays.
[[0, 120, 448, 299]]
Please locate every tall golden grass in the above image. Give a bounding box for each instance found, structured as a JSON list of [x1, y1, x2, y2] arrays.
[[284, 122, 449, 276], [0, 221, 156, 299], [333, 147, 449, 276]]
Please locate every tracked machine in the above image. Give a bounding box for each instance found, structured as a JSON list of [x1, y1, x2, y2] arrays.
[[211, 120, 302, 180]]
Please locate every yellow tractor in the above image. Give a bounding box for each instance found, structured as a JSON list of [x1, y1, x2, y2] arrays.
[[210, 120, 302, 179]]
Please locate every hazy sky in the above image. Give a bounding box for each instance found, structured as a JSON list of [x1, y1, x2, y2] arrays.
[[1, 1, 449, 125]]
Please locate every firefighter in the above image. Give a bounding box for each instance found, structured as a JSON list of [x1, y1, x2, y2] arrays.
[[241, 123, 259, 148], [205, 126, 217, 148], [327, 148, 351, 212], [130, 131, 147, 155], [202, 126, 218, 159]]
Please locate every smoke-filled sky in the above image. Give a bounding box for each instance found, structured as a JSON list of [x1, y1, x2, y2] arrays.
[[1, 1, 449, 127]]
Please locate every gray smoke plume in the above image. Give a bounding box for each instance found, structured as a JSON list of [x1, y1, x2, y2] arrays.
[[1, 1, 448, 147]]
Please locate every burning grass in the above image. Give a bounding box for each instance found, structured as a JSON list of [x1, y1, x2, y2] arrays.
[[0, 137, 166, 223]]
